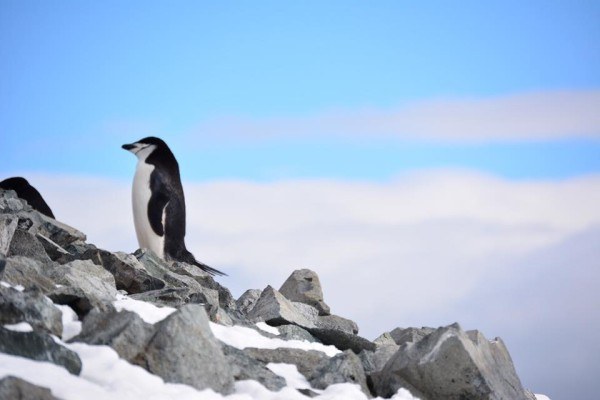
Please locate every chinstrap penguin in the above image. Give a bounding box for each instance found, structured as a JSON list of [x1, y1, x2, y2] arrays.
[[0, 177, 55, 219], [122, 137, 225, 276]]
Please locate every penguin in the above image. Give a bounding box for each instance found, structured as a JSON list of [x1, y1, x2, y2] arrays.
[[0, 177, 55, 219], [122, 137, 225, 276]]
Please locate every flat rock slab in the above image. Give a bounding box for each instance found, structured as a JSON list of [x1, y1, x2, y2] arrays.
[[0, 376, 59, 400], [0, 286, 63, 336], [308, 328, 375, 354], [0, 327, 82, 375]]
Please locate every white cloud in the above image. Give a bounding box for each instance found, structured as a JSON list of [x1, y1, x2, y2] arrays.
[[192, 90, 600, 141], [17, 170, 600, 396]]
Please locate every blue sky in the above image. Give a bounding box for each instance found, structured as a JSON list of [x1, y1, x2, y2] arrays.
[[1, 0, 599, 181], [2, 2, 600, 399]]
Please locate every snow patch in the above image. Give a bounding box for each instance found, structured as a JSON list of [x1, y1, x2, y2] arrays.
[[3, 322, 33, 332], [256, 322, 280, 335], [113, 293, 176, 324], [267, 363, 312, 390], [55, 304, 82, 340], [0, 281, 24, 291], [535, 395, 551, 400], [210, 322, 340, 357]]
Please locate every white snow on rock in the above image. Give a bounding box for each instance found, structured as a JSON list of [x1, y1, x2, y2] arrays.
[[0, 280, 24, 291], [55, 304, 82, 340], [267, 363, 312, 390], [3, 322, 33, 332], [535, 395, 552, 400], [210, 322, 340, 357], [113, 293, 176, 324], [256, 322, 280, 335]]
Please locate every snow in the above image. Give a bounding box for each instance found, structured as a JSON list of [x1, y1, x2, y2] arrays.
[[535, 395, 551, 400], [55, 304, 82, 340], [3, 322, 33, 332], [0, 280, 24, 291], [210, 322, 340, 357], [113, 293, 176, 324], [267, 363, 312, 390], [256, 322, 280, 335]]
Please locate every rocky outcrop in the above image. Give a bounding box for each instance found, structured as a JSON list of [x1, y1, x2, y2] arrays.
[[0, 327, 82, 375], [0, 187, 539, 399], [0, 376, 59, 400]]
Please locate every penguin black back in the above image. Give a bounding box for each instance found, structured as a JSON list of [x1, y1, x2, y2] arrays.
[[0, 177, 55, 219]]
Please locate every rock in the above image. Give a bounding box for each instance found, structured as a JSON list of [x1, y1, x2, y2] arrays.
[[138, 304, 234, 394], [0, 376, 59, 400], [170, 260, 237, 311], [371, 323, 532, 400], [316, 314, 359, 335], [130, 286, 216, 309], [71, 309, 154, 362], [0, 286, 63, 336], [307, 328, 376, 354], [277, 324, 318, 342], [359, 344, 400, 374], [279, 269, 331, 316], [0, 327, 82, 375], [309, 350, 370, 396], [0, 189, 28, 213], [71, 247, 166, 294], [2, 256, 56, 293], [242, 348, 330, 379], [33, 213, 86, 248], [248, 286, 316, 329], [222, 344, 287, 391], [389, 326, 435, 346], [236, 289, 262, 315], [36, 233, 72, 262], [8, 230, 51, 263], [0, 214, 18, 255], [48, 260, 117, 302], [0, 255, 5, 275]]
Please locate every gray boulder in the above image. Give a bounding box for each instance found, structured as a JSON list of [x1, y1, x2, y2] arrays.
[[0, 286, 63, 336], [309, 350, 370, 396], [0, 376, 59, 400], [222, 344, 286, 391], [308, 328, 375, 354], [48, 259, 117, 302], [0, 327, 82, 375], [8, 230, 52, 263], [71, 308, 154, 362], [279, 269, 331, 316], [33, 212, 86, 248], [236, 289, 262, 315], [359, 343, 400, 374], [248, 285, 316, 329], [66, 247, 166, 294], [371, 323, 532, 400], [0, 214, 18, 255], [389, 326, 435, 346], [277, 324, 318, 342], [138, 304, 234, 394], [1, 256, 56, 293], [242, 347, 330, 379], [316, 314, 359, 335]]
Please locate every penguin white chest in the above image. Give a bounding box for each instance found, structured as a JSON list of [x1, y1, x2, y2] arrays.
[[132, 161, 165, 257]]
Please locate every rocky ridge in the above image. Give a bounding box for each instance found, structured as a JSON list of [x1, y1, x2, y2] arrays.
[[0, 188, 538, 399]]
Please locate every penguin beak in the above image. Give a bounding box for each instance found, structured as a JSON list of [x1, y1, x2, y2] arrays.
[[122, 143, 136, 152]]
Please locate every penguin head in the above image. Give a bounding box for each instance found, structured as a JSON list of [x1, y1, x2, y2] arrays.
[[122, 137, 168, 160]]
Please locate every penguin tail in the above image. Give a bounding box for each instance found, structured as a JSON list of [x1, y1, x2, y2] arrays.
[[181, 249, 227, 277]]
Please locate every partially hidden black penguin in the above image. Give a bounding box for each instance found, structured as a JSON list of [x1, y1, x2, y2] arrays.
[[122, 137, 225, 276], [0, 177, 55, 219]]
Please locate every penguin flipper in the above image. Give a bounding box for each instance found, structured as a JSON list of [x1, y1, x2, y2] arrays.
[[148, 174, 170, 237]]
